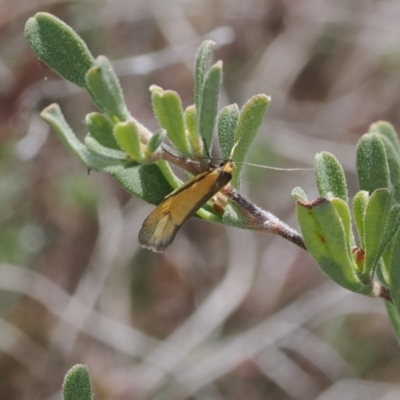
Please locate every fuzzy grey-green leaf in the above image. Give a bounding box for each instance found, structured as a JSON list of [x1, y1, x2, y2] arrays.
[[331, 197, 353, 249], [25, 13, 95, 88], [386, 302, 400, 342], [86, 113, 119, 150], [199, 61, 222, 153], [114, 120, 145, 162], [218, 104, 239, 160], [379, 204, 400, 283], [389, 227, 400, 312], [291, 187, 308, 201], [185, 105, 202, 156], [296, 198, 369, 294], [151, 86, 189, 155], [363, 189, 391, 280], [41, 104, 174, 204], [62, 364, 93, 400], [356, 132, 390, 194], [353, 190, 369, 248], [381, 206, 400, 255], [86, 56, 130, 122], [194, 40, 215, 124], [231, 94, 270, 188], [41, 104, 97, 167], [147, 129, 165, 156], [315, 152, 348, 202], [370, 121, 400, 157], [378, 134, 400, 205]]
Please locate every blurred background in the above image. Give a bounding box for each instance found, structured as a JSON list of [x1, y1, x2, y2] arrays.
[[1, 1, 400, 399]]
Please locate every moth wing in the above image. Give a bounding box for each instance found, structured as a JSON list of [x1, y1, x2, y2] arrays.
[[138, 163, 233, 252]]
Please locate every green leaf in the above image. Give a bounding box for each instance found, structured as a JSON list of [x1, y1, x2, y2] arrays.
[[151, 86, 189, 155], [363, 189, 392, 280], [370, 121, 400, 157], [377, 259, 390, 287], [25, 12, 95, 88], [82, 137, 175, 205], [198, 61, 222, 152], [380, 206, 400, 286], [315, 152, 348, 202], [331, 197, 354, 248], [222, 204, 245, 228], [231, 94, 270, 188], [185, 105, 202, 156], [381, 206, 400, 254], [291, 186, 308, 201], [41, 104, 174, 205], [85, 112, 119, 150], [353, 190, 369, 248], [379, 134, 400, 205], [386, 302, 400, 343], [110, 162, 174, 205], [62, 364, 92, 400], [84, 135, 125, 160], [296, 198, 369, 294], [41, 104, 104, 167], [389, 227, 400, 312], [114, 120, 145, 162], [218, 104, 239, 160], [86, 56, 130, 122], [194, 40, 215, 125], [146, 129, 166, 156], [356, 132, 390, 193], [381, 241, 393, 287]]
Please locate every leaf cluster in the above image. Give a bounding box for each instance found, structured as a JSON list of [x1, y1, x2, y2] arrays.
[[25, 13, 400, 340], [25, 13, 269, 214], [294, 122, 400, 335]]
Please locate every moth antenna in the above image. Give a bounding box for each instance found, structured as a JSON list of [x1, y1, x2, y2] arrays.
[[233, 161, 312, 171]]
